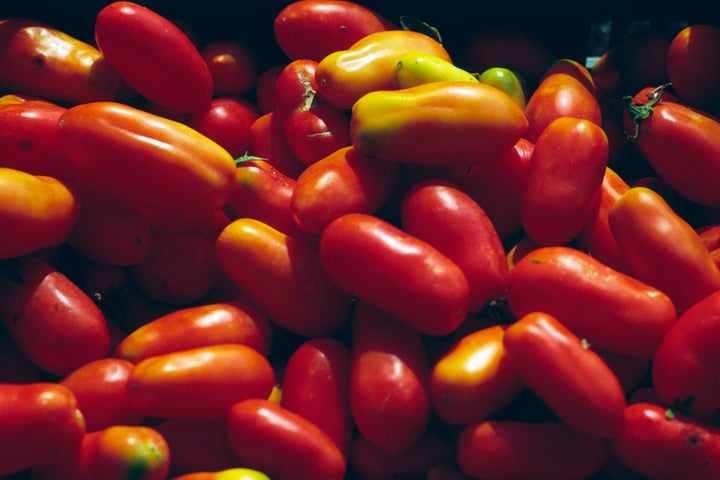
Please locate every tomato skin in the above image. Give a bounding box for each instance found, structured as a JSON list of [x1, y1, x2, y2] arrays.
[[0, 19, 121, 104], [95, 1, 213, 113], [291, 145, 401, 234], [60, 358, 145, 432], [127, 343, 274, 419], [456, 420, 609, 480], [255, 64, 284, 114], [319, 212, 469, 336], [521, 116, 608, 246], [273, 0, 393, 62], [667, 24, 720, 114], [249, 112, 306, 179], [281, 337, 352, 458], [187, 97, 259, 159], [0, 168, 79, 259], [612, 402, 720, 480], [316, 29, 451, 109], [350, 81, 528, 168], [57, 101, 236, 221], [0, 255, 110, 376], [200, 40, 258, 97], [0, 382, 86, 476], [116, 301, 273, 363], [402, 179, 509, 313], [506, 246, 676, 357], [652, 290, 720, 417], [215, 218, 353, 337], [393, 51, 480, 88], [171, 469, 270, 480], [429, 325, 525, 426], [349, 300, 432, 453], [609, 186, 720, 313], [226, 398, 347, 480]]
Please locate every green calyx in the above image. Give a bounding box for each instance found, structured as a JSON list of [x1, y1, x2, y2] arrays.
[[623, 83, 672, 141]]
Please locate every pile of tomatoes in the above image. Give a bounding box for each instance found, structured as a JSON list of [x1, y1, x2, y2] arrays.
[[2, 1, 720, 479]]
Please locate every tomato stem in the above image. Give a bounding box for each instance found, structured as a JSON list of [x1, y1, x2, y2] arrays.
[[235, 152, 268, 166], [623, 83, 672, 141]]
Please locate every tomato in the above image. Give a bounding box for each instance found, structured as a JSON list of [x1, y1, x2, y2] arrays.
[[461, 137, 534, 240], [249, 112, 307, 179], [349, 300, 432, 453], [0, 255, 110, 376], [316, 29, 451, 109], [30, 425, 170, 480], [291, 145, 401, 234], [503, 311, 627, 439], [127, 343, 274, 419], [187, 97, 259, 159], [521, 116, 608, 246], [609, 186, 720, 313], [0, 167, 79, 259], [0, 382, 86, 476], [622, 84, 720, 208], [273, 0, 393, 62], [429, 325, 524, 426], [57, 101, 236, 226], [350, 81, 528, 168], [200, 40, 258, 97], [60, 358, 145, 432], [319, 212, 469, 336], [456, 420, 609, 480], [612, 402, 720, 480], [226, 398, 347, 480], [281, 337, 352, 458], [401, 178, 509, 313], [215, 218, 353, 337], [393, 51, 479, 88], [523, 58, 601, 143], [95, 1, 213, 113], [171, 469, 270, 480], [255, 64, 284, 114], [667, 24, 720, 114], [0, 19, 121, 104], [506, 246, 677, 357], [116, 301, 273, 363], [477, 66, 527, 110], [597, 349, 651, 394]]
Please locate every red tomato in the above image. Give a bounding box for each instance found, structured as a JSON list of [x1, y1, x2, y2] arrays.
[[60, 358, 144, 432], [521, 116, 608, 246], [249, 112, 307, 179], [506, 246, 677, 357], [187, 97, 259, 159], [0, 255, 110, 376], [281, 337, 352, 458], [401, 178, 509, 313], [667, 24, 720, 114], [457, 420, 609, 480], [255, 64, 285, 114], [127, 343, 274, 419], [0, 382, 86, 476], [200, 40, 258, 97], [320, 213, 469, 336], [95, 1, 213, 113], [226, 398, 347, 480], [609, 186, 720, 313], [612, 402, 720, 480]]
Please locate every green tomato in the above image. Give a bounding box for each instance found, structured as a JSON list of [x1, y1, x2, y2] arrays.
[[478, 67, 527, 110]]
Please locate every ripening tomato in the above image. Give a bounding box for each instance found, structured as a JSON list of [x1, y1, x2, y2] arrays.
[[171, 469, 271, 480], [95, 1, 213, 113], [200, 40, 258, 97], [393, 51, 479, 88], [187, 97, 259, 159]]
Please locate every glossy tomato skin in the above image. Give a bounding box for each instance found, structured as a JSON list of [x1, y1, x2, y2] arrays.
[[0, 19, 121, 104], [349, 300, 432, 453], [60, 358, 144, 432], [281, 337, 352, 458], [506, 246, 676, 357], [249, 112, 306, 179], [402, 178, 509, 313], [503, 311, 627, 439], [171, 469, 270, 480], [95, 1, 213, 113], [612, 402, 720, 480], [291, 145, 401, 235], [652, 290, 720, 417], [0, 382, 86, 476], [116, 301, 273, 363], [0, 255, 110, 376], [0, 168, 79, 259], [226, 398, 347, 480], [457, 420, 609, 480], [200, 40, 258, 97], [319, 212, 469, 336], [273, 0, 393, 62], [609, 186, 720, 313], [429, 325, 525, 426], [521, 116, 608, 246], [187, 97, 259, 159], [215, 218, 353, 337]]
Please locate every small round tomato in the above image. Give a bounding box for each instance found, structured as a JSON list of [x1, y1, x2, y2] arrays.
[[187, 97, 259, 159], [200, 40, 258, 97]]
